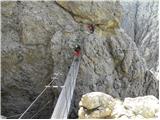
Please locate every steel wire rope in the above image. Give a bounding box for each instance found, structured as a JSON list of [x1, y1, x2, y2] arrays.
[[6, 113, 22, 119], [30, 99, 52, 119], [19, 79, 55, 119]]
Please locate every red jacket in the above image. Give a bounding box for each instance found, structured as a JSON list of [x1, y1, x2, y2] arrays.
[[87, 24, 94, 33], [74, 50, 80, 57]]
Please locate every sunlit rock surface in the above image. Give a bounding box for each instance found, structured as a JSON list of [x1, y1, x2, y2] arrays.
[[56, 1, 122, 36], [78, 92, 159, 119], [121, 0, 159, 74], [78, 92, 115, 119]]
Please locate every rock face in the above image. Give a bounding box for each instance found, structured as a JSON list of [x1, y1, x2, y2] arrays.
[[121, 0, 159, 74], [1, 1, 60, 118], [56, 1, 122, 36], [123, 95, 159, 118], [78, 92, 159, 119], [1, 0, 159, 119]]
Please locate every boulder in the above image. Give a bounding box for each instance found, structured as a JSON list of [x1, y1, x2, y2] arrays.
[[78, 92, 159, 119], [123, 95, 159, 118]]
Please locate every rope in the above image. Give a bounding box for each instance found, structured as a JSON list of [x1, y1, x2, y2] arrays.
[[7, 113, 22, 118], [19, 79, 55, 119], [30, 100, 52, 119]]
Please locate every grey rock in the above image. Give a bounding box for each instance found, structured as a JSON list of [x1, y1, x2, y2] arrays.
[[1, 1, 58, 119], [121, 0, 159, 73], [1, 0, 158, 119]]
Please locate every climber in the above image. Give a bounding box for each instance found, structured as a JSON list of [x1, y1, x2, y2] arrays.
[[73, 44, 81, 61], [87, 24, 95, 33]]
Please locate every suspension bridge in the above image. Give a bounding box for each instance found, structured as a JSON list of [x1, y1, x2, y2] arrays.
[[18, 57, 80, 119], [51, 57, 80, 119]]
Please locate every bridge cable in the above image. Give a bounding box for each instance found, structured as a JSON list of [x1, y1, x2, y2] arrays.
[[7, 113, 22, 119], [30, 99, 52, 119], [19, 79, 55, 119]]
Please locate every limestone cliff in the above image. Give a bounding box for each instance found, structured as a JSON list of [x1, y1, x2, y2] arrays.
[[1, 0, 159, 119], [121, 0, 159, 74]]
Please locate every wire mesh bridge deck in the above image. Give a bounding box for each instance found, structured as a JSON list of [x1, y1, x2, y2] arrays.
[[51, 57, 80, 119]]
